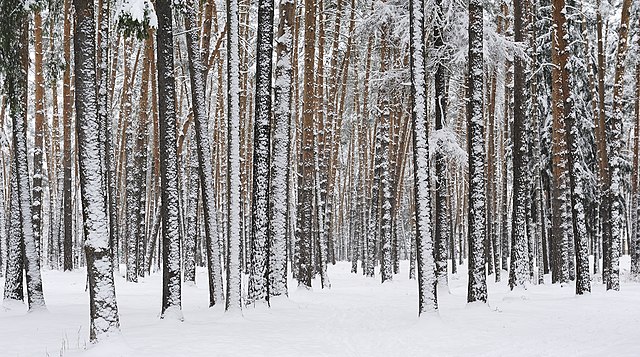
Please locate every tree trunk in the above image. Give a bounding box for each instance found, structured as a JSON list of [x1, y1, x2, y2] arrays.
[[409, 0, 438, 314], [249, 0, 275, 303], [269, 0, 295, 297], [467, 0, 487, 303], [434, 0, 449, 287], [226, 0, 243, 310], [509, 0, 531, 290], [156, 0, 183, 318], [73, 0, 120, 341], [297, 0, 316, 289], [605, 0, 632, 291], [63, 0, 74, 272], [184, 0, 225, 306]]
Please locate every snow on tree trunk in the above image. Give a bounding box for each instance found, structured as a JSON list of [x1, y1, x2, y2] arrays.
[[73, 0, 120, 341], [248, 0, 275, 304], [297, 0, 316, 289], [549, 0, 571, 285], [226, 0, 243, 310], [156, 0, 183, 319], [4, 162, 24, 302], [466, 0, 488, 303], [183, 0, 224, 306], [409, 0, 438, 314], [433, 0, 449, 288], [269, 0, 294, 297], [509, 0, 531, 290], [563, 1, 591, 295], [4, 13, 48, 311], [633, 47, 640, 279], [126, 104, 140, 283], [33, 10, 45, 258], [606, 0, 632, 291], [183, 133, 199, 285]]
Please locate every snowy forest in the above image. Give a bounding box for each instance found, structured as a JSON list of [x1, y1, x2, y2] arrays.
[[0, 0, 639, 354]]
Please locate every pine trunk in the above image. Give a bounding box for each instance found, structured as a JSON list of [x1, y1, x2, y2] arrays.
[[467, 0, 488, 303], [409, 0, 438, 314], [74, 0, 120, 341], [249, 0, 275, 303], [157, 0, 183, 318], [226, 0, 243, 310]]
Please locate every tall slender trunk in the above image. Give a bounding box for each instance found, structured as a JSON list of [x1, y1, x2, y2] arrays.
[[434, 0, 449, 287], [249, 0, 275, 303], [509, 0, 531, 289], [33, 10, 45, 254], [409, 0, 438, 314], [606, 0, 632, 291], [74, 0, 120, 340], [63, 0, 74, 272], [226, 0, 243, 310], [157, 0, 183, 318], [467, 0, 487, 303], [184, 0, 224, 306], [270, 0, 295, 297], [297, 0, 316, 289]]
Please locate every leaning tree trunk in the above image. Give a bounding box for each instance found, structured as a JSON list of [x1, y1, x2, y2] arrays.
[[73, 0, 120, 341], [409, 0, 438, 315], [156, 0, 183, 318], [183, 0, 224, 305], [467, 0, 487, 303]]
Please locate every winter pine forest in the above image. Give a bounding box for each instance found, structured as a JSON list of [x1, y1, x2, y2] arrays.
[[0, 0, 639, 355]]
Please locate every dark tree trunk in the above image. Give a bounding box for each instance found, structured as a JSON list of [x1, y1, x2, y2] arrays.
[[467, 0, 487, 303], [156, 0, 183, 318], [249, 0, 275, 303]]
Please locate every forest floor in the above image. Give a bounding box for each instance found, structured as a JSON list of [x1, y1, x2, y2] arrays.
[[1, 257, 639, 357]]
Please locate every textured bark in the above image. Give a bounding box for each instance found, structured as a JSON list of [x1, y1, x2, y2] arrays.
[[33, 10, 45, 254], [550, 0, 571, 284], [226, 0, 243, 310], [73, 0, 120, 341], [249, 0, 275, 303], [467, 0, 488, 303], [410, 0, 438, 314], [633, 36, 640, 278], [156, 0, 183, 318], [4, 163, 24, 302], [63, 0, 74, 272], [434, 0, 449, 287], [269, 0, 295, 297], [297, 0, 316, 289], [509, 0, 530, 290], [605, 0, 632, 291]]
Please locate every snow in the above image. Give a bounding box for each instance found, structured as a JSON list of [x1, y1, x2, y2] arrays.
[[2, 259, 640, 356], [117, 0, 158, 29]]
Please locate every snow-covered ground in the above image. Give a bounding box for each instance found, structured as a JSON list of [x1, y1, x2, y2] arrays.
[[1, 258, 639, 357]]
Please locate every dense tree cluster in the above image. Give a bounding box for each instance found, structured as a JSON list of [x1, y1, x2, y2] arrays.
[[0, 0, 638, 344]]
